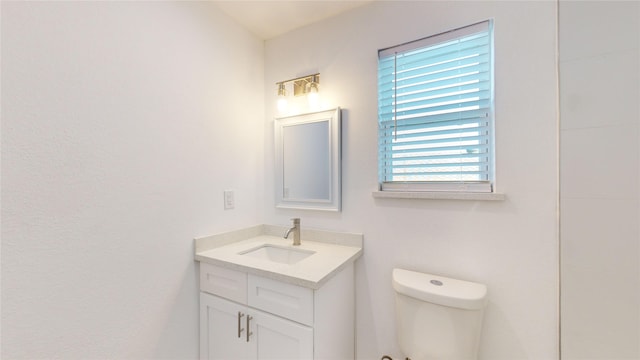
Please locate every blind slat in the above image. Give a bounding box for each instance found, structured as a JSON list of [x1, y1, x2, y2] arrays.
[[379, 99, 492, 122], [379, 45, 490, 82], [380, 139, 490, 153], [388, 170, 489, 177], [379, 142, 490, 156], [379, 89, 492, 115], [380, 118, 489, 135], [387, 151, 489, 163], [379, 108, 490, 128], [381, 128, 488, 145], [379, 72, 491, 104], [382, 80, 492, 108], [383, 120, 486, 134], [378, 62, 491, 95]]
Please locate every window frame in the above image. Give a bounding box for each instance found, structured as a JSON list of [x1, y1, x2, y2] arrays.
[[376, 20, 496, 195]]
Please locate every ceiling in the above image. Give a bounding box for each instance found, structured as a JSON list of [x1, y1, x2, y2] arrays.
[[213, 1, 373, 39]]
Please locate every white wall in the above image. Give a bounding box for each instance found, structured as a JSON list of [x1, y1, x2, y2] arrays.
[[1, 2, 264, 358], [559, 1, 640, 359], [264, 2, 559, 359]]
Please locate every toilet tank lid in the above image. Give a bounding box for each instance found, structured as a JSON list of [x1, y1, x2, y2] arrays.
[[392, 268, 488, 310]]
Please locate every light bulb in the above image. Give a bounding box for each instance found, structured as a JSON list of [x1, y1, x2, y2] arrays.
[[307, 92, 319, 109], [277, 97, 288, 112], [307, 82, 319, 108], [277, 82, 288, 113]]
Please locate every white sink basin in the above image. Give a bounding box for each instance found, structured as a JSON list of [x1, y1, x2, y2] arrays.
[[240, 244, 315, 265]]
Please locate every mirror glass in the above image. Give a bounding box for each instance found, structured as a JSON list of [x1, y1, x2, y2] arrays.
[[275, 108, 341, 211]]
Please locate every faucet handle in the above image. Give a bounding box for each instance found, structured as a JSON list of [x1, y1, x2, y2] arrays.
[[291, 218, 300, 225]]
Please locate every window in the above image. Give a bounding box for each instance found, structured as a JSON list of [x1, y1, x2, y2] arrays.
[[377, 21, 494, 193]]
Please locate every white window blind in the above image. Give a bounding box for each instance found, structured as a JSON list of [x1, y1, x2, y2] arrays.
[[378, 20, 494, 193]]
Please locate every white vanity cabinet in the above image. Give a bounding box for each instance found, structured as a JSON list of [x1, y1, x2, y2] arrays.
[[199, 262, 355, 360]]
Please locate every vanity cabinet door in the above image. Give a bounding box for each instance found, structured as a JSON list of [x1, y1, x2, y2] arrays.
[[200, 293, 250, 360], [251, 309, 313, 360], [200, 292, 313, 360]]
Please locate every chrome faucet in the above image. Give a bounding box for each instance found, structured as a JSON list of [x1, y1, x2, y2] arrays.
[[283, 218, 301, 246]]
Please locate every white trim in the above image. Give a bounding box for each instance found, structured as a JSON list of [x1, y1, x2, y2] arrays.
[[372, 191, 505, 201], [381, 181, 492, 193]]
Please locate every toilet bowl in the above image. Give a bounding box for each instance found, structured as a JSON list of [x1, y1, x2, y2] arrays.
[[392, 268, 488, 360]]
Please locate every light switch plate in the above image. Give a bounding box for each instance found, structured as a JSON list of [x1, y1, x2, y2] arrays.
[[224, 190, 234, 210]]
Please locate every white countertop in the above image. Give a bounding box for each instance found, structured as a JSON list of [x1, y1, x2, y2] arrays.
[[194, 225, 363, 289]]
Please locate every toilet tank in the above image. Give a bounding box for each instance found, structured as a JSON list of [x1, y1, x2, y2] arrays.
[[392, 268, 488, 360]]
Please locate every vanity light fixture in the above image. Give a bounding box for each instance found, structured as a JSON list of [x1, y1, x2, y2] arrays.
[[275, 73, 321, 110]]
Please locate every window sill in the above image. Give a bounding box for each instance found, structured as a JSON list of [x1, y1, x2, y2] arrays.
[[372, 191, 506, 201]]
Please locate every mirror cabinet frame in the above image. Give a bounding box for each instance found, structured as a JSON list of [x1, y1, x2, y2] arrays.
[[274, 108, 341, 212]]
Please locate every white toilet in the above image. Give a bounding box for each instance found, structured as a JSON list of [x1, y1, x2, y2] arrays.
[[392, 268, 488, 360]]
